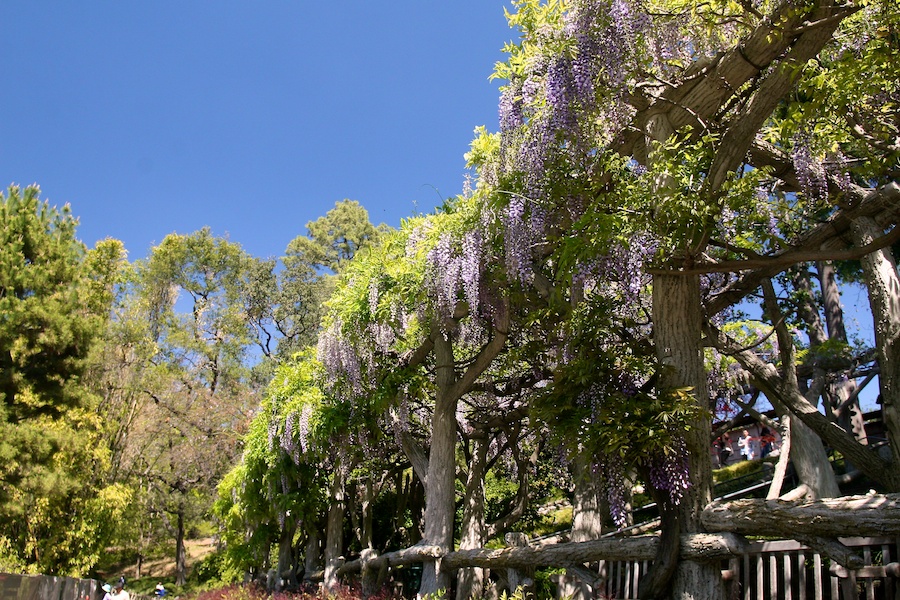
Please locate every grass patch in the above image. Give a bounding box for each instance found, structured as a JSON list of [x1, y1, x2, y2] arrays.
[[713, 459, 765, 484]]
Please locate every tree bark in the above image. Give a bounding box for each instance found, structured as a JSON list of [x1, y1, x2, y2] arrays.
[[639, 484, 682, 600], [701, 493, 900, 538], [419, 331, 457, 597], [455, 431, 488, 600], [766, 414, 792, 499], [324, 457, 346, 591], [652, 272, 724, 600], [175, 508, 187, 586], [850, 216, 900, 469], [303, 524, 321, 581], [418, 306, 510, 598], [817, 260, 868, 447], [786, 416, 842, 498], [359, 475, 375, 552], [440, 533, 747, 571], [337, 544, 444, 577], [762, 279, 840, 499], [277, 519, 298, 590], [560, 455, 607, 600]]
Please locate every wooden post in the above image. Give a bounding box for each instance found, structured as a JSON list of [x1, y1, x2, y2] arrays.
[[505, 533, 534, 597]]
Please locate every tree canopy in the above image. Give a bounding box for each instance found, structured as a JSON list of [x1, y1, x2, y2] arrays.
[[0, 185, 126, 574], [218, 0, 900, 597]]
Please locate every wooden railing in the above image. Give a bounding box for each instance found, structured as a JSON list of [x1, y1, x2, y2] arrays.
[[589, 537, 899, 600], [0, 572, 100, 600], [0, 573, 154, 600]]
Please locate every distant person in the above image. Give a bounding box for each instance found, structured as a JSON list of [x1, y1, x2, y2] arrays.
[[759, 426, 775, 457], [738, 429, 757, 460], [155, 583, 167, 597], [111, 577, 130, 600], [718, 432, 734, 466], [101, 583, 113, 600]]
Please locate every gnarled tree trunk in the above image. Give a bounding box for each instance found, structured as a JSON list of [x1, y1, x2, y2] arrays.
[[456, 431, 488, 600], [175, 507, 187, 586], [851, 216, 900, 469], [763, 279, 840, 499], [324, 457, 347, 590], [817, 261, 868, 446], [419, 332, 458, 597], [653, 272, 724, 600], [702, 493, 900, 538], [277, 519, 298, 590], [559, 455, 606, 600], [303, 524, 321, 581]]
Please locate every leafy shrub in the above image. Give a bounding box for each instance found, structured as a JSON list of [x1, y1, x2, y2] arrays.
[[0, 535, 28, 574], [191, 551, 228, 585]]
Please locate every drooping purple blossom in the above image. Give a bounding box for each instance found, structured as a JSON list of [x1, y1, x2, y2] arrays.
[[547, 55, 577, 133], [317, 319, 364, 395], [522, 76, 541, 105], [500, 85, 525, 133], [825, 151, 852, 192], [267, 414, 278, 452], [425, 227, 490, 334], [370, 322, 396, 353], [405, 224, 429, 258], [502, 196, 534, 284], [593, 457, 629, 528], [281, 412, 297, 461], [427, 234, 461, 323], [515, 118, 551, 196], [368, 281, 380, 316], [298, 405, 311, 454], [645, 438, 691, 505], [588, 233, 656, 307], [792, 129, 828, 203]]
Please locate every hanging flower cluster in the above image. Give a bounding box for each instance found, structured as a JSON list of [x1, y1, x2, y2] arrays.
[[644, 437, 691, 505]]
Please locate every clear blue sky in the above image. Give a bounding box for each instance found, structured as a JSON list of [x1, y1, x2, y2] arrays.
[[1, 2, 514, 260]]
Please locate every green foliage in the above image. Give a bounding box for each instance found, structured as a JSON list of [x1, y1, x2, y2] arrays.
[[532, 293, 701, 472], [56, 483, 134, 575], [774, 0, 900, 186], [625, 131, 774, 262], [533, 567, 567, 600], [0, 534, 27, 573], [499, 585, 531, 600], [85, 228, 265, 583], [0, 185, 129, 575], [215, 350, 329, 578], [190, 550, 235, 587], [804, 337, 855, 370], [0, 184, 98, 424], [245, 200, 385, 363], [141, 227, 254, 385], [288, 199, 384, 274], [493, 0, 568, 84]]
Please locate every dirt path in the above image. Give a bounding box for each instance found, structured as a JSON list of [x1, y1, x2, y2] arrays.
[[125, 538, 217, 580]]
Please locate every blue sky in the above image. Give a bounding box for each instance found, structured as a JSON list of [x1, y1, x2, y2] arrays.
[[1, 2, 882, 413], [1, 2, 514, 260]]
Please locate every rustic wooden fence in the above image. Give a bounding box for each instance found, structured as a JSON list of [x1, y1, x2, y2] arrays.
[[0, 573, 154, 600], [0, 572, 100, 600], [589, 537, 899, 600]]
